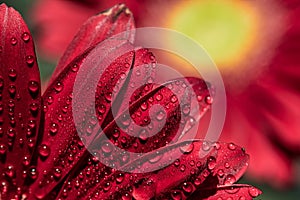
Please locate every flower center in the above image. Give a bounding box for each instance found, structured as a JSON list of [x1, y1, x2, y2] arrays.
[[167, 0, 259, 70]]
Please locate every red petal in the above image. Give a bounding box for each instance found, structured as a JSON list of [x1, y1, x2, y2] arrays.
[[56, 140, 215, 199], [54, 141, 255, 200], [50, 3, 135, 84], [152, 141, 251, 199], [0, 4, 41, 198], [190, 184, 262, 200], [52, 76, 210, 199], [29, 42, 138, 198]]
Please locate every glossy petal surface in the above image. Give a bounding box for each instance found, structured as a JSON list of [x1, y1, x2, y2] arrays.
[[0, 4, 41, 199]]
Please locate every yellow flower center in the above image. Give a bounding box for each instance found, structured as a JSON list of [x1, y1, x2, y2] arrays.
[[166, 0, 260, 70]]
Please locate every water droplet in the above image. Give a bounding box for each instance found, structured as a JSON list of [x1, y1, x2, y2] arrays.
[[174, 159, 180, 167], [28, 81, 39, 96], [11, 37, 17, 45], [8, 69, 17, 81], [116, 173, 124, 183], [112, 129, 120, 138], [101, 142, 113, 154], [8, 84, 16, 96], [5, 165, 16, 179], [180, 143, 194, 154], [202, 141, 211, 151], [140, 102, 148, 111], [182, 182, 193, 193], [103, 181, 111, 192], [28, 166, 38, 180], [156, 110, 166, 121], [121, 193, 132, 200], [7, 128, 16, 138], [25, 55, 35, 66], [23, 156, 30, 166], [248, 187, 260, 197], [171, 190, 183, 200], [53, 167, 62, 180], [170, 95, 178, 103], [205, 95, 213, 105], [224, 174, 236, 186], [71, 64, 79, 72], [38, 144, 50, 158], [182, 104, 190, 115], [228, 142, 236, 150], [0, 144, 7, 155], [224, 162, 230, 169], [97, 104, 106, 114], [47, 96, 53, 104], [217, 169, 225, 178], [207, 156, 216, 170], [180, 164, 186, 172], [138, 129, 148, 143], [21, 32, 30, 42], [30, 102, 39, 115], [120, 114, 131, 127], [155, 93, 163, 101], [54, 82, 63, 93], [104, 92, 112, 102]]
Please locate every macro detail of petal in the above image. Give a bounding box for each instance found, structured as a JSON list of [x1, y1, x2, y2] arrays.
[[29, 43, 136, 198], [55, 141, 254, 199], [0, 3, 41, 199], [50, 3, 135, 85], [190, 184, 262, 200]]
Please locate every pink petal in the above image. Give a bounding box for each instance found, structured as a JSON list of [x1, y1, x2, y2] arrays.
[[0, 4, 41, 199]]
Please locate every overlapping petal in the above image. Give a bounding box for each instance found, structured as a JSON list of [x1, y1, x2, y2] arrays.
[[0, 3, 261, 200]]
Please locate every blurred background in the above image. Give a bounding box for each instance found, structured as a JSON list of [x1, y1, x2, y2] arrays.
[[2, 0, 300, 199]]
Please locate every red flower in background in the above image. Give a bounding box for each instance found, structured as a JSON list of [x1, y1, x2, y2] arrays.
[[31, 0, 300, 187], [0, 3, 261, 200]]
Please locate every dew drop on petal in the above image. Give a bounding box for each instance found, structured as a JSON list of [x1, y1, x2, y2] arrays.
[[4, 165, 16, 179], [38, 144, 50, 158], [11, 37, 17, 45], [248, 187, 260, 197], [21, 32, 30, 42], [116, 173, 124, 183], [182, 182, 193, 193], [28, 81, 39, 96], [28, 166, 38, 180], [205, 95, 213, 105], [8, 69, 17, 81], [207, 156, 217, 170], [54, 82, 63, 93], [25, 55, 35, 66], [228, 142, 236, 150], [180, 143, 194, 154], [224, 174, 237, 186], [71, 64, 79, 72], [0, 144, 7, 155], [171, 190, 183, 200], [53, 167, 62, 180], [101, 142, 113, 154]]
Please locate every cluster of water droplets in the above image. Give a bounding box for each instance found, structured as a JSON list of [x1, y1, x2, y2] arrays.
[[0, 29, 42, 198]]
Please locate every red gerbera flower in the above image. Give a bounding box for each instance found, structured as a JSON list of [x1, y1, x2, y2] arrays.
[[0, 3, 261, 200]]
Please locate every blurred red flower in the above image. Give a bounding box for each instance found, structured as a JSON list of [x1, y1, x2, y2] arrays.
[[0, 3, 261, 200], [32, 0, 300, 187]]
